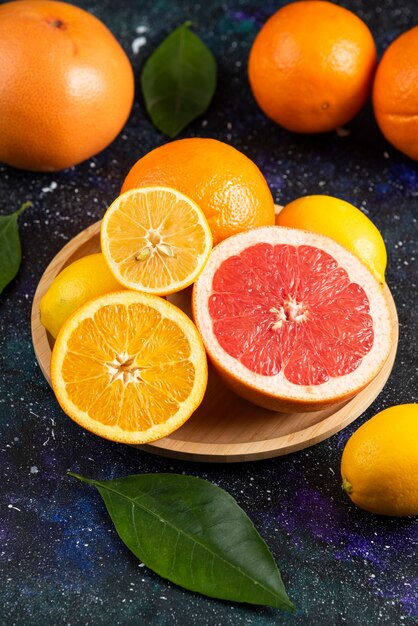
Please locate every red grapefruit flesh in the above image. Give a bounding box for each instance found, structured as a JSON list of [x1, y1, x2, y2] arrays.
[[192, 226, 393, 412]]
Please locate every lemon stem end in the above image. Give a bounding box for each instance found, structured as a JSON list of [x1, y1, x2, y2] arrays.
[[342, 477, 353, 495]]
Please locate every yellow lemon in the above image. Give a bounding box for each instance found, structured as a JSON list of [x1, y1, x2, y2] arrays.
[[341, 404, 418, 516], [276, 195, 387, 284], [40, 253, 122, 339], [101, 187, 213, 295]]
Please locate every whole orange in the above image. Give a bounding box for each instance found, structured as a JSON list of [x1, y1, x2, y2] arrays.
[[373, 26, 418, 160], [248, 1, 377, 133], [0, 0, 134, 171], [121, 138, 275, 244]]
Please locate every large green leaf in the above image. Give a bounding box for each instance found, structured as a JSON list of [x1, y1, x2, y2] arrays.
[[0, 202, 31, 295], [141, 23, 217, 137], [69, 472, 294, 611]]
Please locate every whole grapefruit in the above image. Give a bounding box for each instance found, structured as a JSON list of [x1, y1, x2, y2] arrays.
[[0, 0, 134, 171]]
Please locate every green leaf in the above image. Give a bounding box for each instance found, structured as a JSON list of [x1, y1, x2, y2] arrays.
[[0, 202, 31, 295], [69, 472, 294, 611], [141, 23, 217, 137]]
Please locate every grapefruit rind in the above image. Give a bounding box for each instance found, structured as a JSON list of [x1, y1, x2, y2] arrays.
[[51, 291, 208, 443], [192, 226, 393, 412]]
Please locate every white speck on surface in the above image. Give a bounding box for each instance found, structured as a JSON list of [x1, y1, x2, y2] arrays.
[[136, 25, 148, 34], [30, 466, 38, 474], [383, 151, 390, 158], [41, 181, 57, 193], [8, 504, 21, 511], [336, 127, 350, 137], [132, 36, 147, 54]]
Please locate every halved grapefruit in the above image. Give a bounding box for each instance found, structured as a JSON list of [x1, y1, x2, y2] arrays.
[[192, 226, 393, 412]]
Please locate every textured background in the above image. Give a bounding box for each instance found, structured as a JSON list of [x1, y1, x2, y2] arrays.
[[1, 0, 417, 624]]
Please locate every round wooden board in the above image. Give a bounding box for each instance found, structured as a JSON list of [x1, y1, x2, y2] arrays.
[[31, 220, 399, 463]]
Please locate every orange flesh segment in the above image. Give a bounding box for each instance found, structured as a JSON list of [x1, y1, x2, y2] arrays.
[[208, 243, 374, 385], [61, 302, 196, 432]]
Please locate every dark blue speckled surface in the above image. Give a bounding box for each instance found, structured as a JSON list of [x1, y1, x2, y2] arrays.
[[1, 1, 417, 624]]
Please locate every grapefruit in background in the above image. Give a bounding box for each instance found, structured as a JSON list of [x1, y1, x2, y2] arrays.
[[0, 0, 134, 171]]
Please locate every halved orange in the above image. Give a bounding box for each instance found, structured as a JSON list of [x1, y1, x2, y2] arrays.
[[101, 187, 213, 295], [51, 291, 208, 443]]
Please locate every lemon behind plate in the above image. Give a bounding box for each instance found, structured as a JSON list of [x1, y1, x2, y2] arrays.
[[40, 253, 122, 338], [276, 195, 387, 284]]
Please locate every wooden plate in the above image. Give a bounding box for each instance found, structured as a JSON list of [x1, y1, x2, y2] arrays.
[[31, 220, 398, 463]]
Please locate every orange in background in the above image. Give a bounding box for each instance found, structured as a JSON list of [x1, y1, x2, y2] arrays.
[[121, 138, 275, 245], [248, 1, 377, 133], [373, 25, 418, 161]]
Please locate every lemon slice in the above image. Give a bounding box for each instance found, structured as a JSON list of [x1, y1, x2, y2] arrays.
[[101, 187, 213, 295]]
